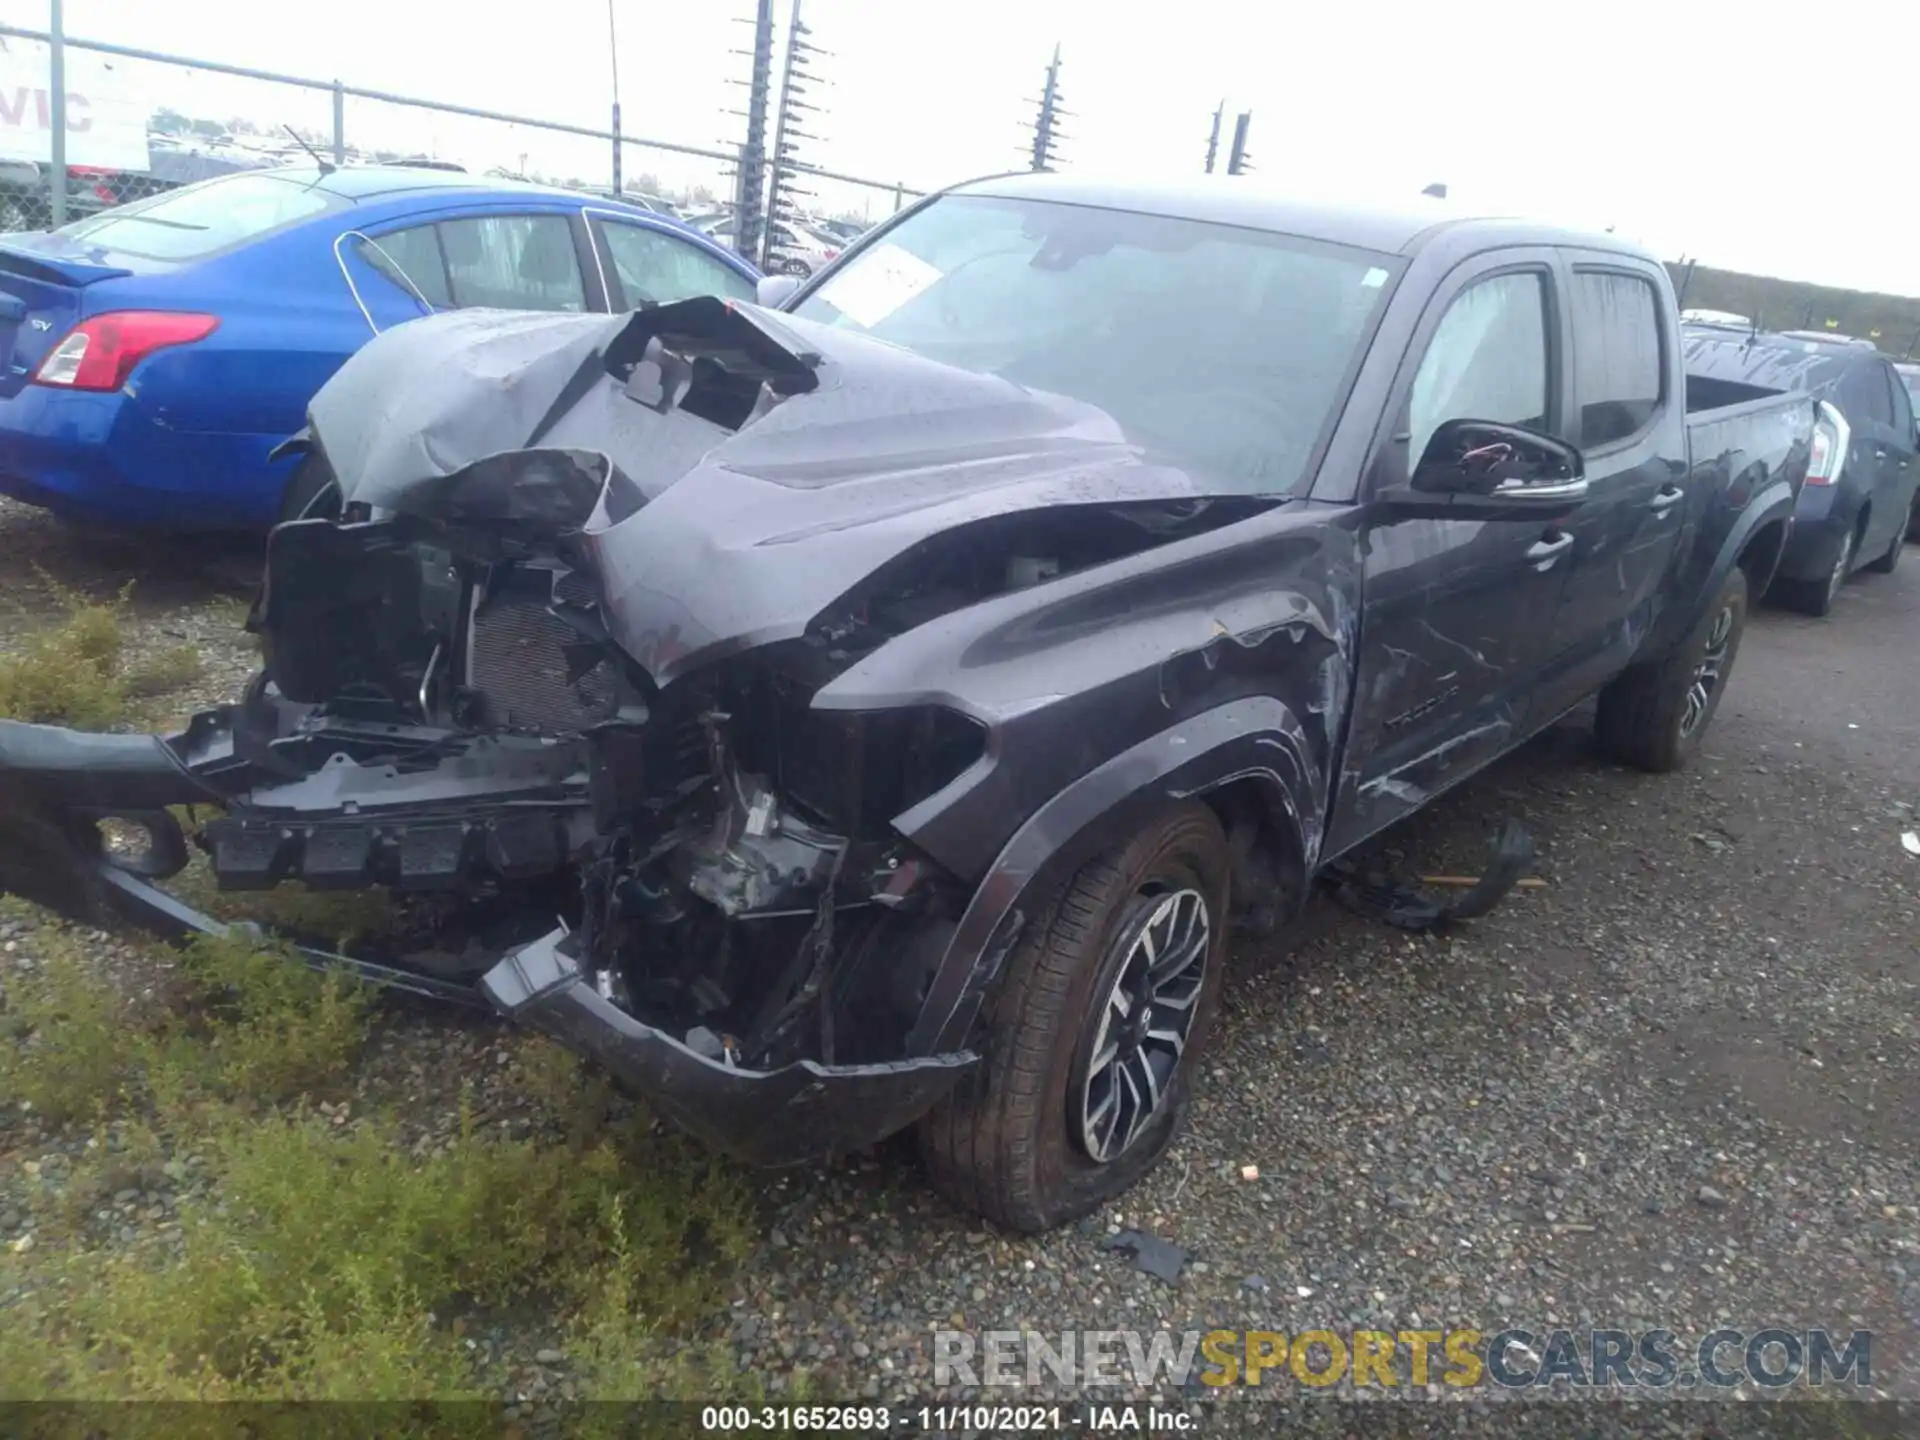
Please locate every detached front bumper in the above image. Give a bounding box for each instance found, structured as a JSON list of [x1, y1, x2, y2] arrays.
[[483, 928, 977, 1166], [0, 717, 977, 1165]]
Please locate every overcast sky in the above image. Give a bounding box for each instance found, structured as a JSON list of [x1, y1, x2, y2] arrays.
[[3, 0, 1915, 293]]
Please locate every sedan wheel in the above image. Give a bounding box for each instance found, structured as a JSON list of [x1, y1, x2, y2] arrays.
[[1826, 527, 1855, 606]]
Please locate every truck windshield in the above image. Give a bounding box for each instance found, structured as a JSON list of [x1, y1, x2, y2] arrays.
[[793, 194, 1397, 495]]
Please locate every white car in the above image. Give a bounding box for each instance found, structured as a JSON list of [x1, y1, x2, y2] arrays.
[[706, 219, 840, 276]]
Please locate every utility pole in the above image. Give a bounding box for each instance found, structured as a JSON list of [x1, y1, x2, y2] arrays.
[[727, 0, 776, 264], [1028, 45, 1066, 172], [48, 0, 66, 226], [1203, 102, 1223, 174], [608, 0, 623, 194], [765, 0, 825, 271], [1225, 110, 1253, 176]]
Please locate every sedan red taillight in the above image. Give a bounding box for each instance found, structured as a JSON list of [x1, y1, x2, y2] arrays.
[[32, 311, 220, 393], [1805, 400, 1850, 487]]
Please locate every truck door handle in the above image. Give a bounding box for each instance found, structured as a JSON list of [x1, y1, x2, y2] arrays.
[[1649, 485, 1684, 515], [1526, 532, 1574, 567], [1875, 448, 1888, 462]]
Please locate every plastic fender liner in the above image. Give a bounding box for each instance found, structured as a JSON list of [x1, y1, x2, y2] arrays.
[[482, 928, 978, 1165]]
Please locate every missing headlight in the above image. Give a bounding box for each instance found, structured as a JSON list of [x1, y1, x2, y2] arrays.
[[774, 703, 987, 837]]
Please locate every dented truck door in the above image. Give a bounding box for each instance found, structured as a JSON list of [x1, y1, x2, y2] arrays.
[[1326, 253, 1576, 855], [1533, 255, 1689, 707]]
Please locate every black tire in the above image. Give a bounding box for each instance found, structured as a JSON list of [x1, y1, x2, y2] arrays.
[[918, 802, 1230, 1233], [1595, 565, 1747, 773], [1772, 523, 1854, 617], [0, 811, 112, 929], [278, 453, 340, 525], [1866, 516, 1902, 575], [1907, 495, 1920, 545]]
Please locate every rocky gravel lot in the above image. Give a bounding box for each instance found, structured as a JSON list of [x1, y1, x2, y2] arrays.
[[2, 492, 1915, 1422]]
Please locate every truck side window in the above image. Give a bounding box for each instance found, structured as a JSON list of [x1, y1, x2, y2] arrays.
[[1408, 272, 1548, 464], [1570, 271, 1662, 446]]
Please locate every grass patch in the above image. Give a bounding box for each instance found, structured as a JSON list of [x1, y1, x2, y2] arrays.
[[0, 580, 131, 727], [2, 1090, 753, 1402], [122, 643, 205, 700], [0, 930, 143, 1125], [2, 920, 760, 1405], [144, 934, 373, 1118]]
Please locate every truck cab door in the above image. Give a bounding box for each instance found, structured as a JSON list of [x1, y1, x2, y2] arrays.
[[1324, 253, 1578, 858], [1535, 259, 1688, 709]]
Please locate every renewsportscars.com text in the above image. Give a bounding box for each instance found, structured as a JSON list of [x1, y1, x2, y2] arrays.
[[934, 1326, 1873, 1390]]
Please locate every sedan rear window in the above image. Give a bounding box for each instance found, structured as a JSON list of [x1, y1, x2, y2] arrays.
[[56, 172, 345, 261], [795, 194, 1397, 496]]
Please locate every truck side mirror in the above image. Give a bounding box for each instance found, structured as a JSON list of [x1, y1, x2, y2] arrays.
[[1411, 419, 1585, 497], [1380, 419, 1588, 519]]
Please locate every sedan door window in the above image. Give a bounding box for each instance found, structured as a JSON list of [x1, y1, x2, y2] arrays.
[[1834, 362, 1894, 429], [437, 214, 586, 312], [1882, 363, 1913, 438], [592, 217, 754, 307]]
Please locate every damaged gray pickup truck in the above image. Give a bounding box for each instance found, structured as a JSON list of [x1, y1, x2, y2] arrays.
[[0, 174, 1816, 1231]]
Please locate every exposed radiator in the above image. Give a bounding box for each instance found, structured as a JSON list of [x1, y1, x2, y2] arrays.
[[467, 587, 619, 733]]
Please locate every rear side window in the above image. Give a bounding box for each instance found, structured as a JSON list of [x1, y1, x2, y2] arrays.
[[1832, 362, 1894, 427], [56, 172, 344, 261], [356, 224, 452, 308], [436, 214, 585, 312], [1570, 270, 1663, 446], [1408, 271, 1550, 462], [1883, 365, 1913, 436], [1899, 368, 1920, 420]]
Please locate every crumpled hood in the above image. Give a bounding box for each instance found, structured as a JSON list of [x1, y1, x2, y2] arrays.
[[304, 298, 1258, 686]]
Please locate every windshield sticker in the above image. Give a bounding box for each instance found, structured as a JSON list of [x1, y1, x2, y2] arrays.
[[818, 243, 944, 328], [1362, 267, 1389, 289]]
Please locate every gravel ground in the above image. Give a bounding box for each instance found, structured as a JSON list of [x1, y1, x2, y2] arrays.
[[2, 492, 1915, 1420], [729, 555, 1920, 1409]]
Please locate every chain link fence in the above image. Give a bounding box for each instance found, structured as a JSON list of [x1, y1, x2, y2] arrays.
[[0, 20, 920, 258]]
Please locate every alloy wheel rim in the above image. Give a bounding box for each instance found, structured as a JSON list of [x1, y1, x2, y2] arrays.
[[1829, 532, 1854, 602], [1075, 887, 1211, 1164], [1680, 604, 1734, 739]]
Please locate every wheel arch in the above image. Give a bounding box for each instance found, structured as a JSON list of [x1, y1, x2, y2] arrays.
[[902, 696, 1321, 1058]]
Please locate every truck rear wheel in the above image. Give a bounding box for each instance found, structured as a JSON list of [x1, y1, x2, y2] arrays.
[[918, 802, 1230, 1233], [1594, 565, 1747, 773]]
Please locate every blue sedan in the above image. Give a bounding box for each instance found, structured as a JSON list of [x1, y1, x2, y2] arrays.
[[0, 165, 761, 531]]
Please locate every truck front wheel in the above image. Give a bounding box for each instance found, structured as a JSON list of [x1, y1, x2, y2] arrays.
[[1594, 566, 1748, 773], [918, 802, 1230, 1233]]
